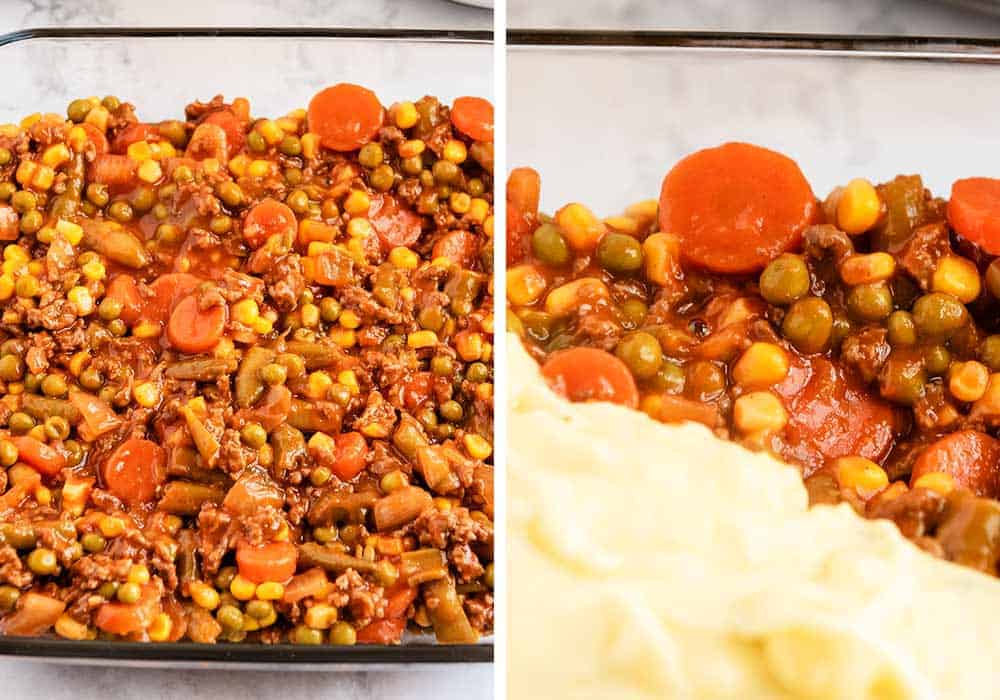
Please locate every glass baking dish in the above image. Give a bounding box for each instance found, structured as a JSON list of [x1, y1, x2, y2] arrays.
[[0, 27, 492, 668], [508, 31, 1000, 215]]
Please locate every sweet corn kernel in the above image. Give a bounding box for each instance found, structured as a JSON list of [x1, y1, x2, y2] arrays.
[[840, 252, 896, 286], [248, 159, 272, 178], [276, 116, 300, 133], [253, 316, 274, 335], [19, 113, 41, 129], [35, 485, 52, 506], [346, 217, 374, 239], [4, 245, 28, 263], [15, 161, 35, 187], [643, 233, 682, 287], [257, 119, 284, 145], [949, 360, 990, 403], [54, 613, 89, 641], [466, 198, 489, 224], [733, 391, 788, 434], [231, 298, 260, 325], [201, 158, 220, 175], [343, 190, 371, 217], [603, 215, 640, 236], [837, 178, 881, 235], [443, 139, 468, 164], [148, 612, 173, 642], [463, 434, 492, 460], [433, 497, 453, 513], [81, 259, 106, 281], [230, 575, 256, 601], [256, 581, 285, 601], [133, 381, 160, 408], [544, 277, 610, 318], [153, 141, 176, 159], [933, 255, 981, 304], [133, 321, 162, 339], [242, 616, 261, 632], [0, 275, 14, 301], [398, 139, 425, 158], [732, 342, 790, 389], [307, 431, 336, 460], [228, 154, 249, 177], [389, 246, 419, 270], [339, 309, 361, 329], [361, 422, 390, 439], [67, 286, 94, 316], [484, 215, 494, 237], [306, 371, 334, 399], [67, 126, 87, 152], [300, 132, 320, 159], [275, 521, 290, 542], [42, 143, 71, 168], [506, 264, 548, 306], [408, 330, 438, 349], [98, 516, 126, 538], [190, 580, 221, 609], [455, 332, 484, 362], [69, 351, 90, 376], [137, 159, 162, 184], [400, 286, 416, 303], [27, 261, 44, 277], [127, 141, 153, 161], [556, 202, 606, 252], [913, 471, 955, 496], [449, 192, 471, 215], [337, 370, 360, 394], [304, 604, 338, 630], [329, 328, 356, 347], [833, 456, 889, 497], [306, 242, 334, 258], [393, 102, 419, 129], [297, 303, 319, 328], [128, 564, 151, 585]]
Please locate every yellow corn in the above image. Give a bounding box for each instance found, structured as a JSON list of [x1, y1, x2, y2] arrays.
[[443, 139, 467, 164], [256, 119, 284, 145], [19, 113, 41, 129], [732, 342, 790, 389], [347, 217, 374, 239], [466, 198, 489, 224], [0, 275, 13, 301], [933, 255, 981, 304], [132, 321, 162, 339], [230, 575, 256, 601], [127, 141, 153, 161], [483, 215, 494, 237], [231, 298, 260, 325], [68, 351, 90, 376], [81, 259, 106, 281], [337, 370, 359, 394], [733, 391, 788, 434], [248, 159, 272, 178], [455, 332, 484, 361], [642, 233, 681, 287], [833, 456, 889, 497], [393, 102, 419, 129], [301, 132, 320, 159], [27, 261, 44, 277], [949, 360, 990, 403], [67, 286, 95, 316], [253, 316, 274, 335], [256, 581, 284, 601], [190, 580, 221, 610], [84, 106, 109, 132], [555, 202, 606, 252], [408, 330, 438, 349], [389, 246, 419, 270], [276, 116, 300, 133], [463, 434, 492, 460], [913, 471, 955, 496], [306, 371, 334, 399], [136, 159, 162, 184], [228, 154, 250, 177], [35, 485, 52, 506], [362, 422, 390, 438], [506, 264, 547, 306], [98, 515, 126, 538], [343, 190, 371, 217], [67, 126, 88, 152], [152, 141, 176, 159], [433, 497, 453, 513], [544, 277, 610, 317], [148, 612, 173, 642], [307, 431, 336, 461], [201, 158, 220, 175], [307, 241, 334, 257], [128, 564, 151, 585], [449, 192, 471, 215], [339, 309, 361, 329], [133, 381, 160, 408], [604, 215, 639, 236], [55, 614, 89, 641], [329, 328, 356, 348], [58, 218, 85, 244], [304, 604, 338, 630], [42, 143, 71, 168], [837, 178, 881, 234], [398, 140, 425, 158], [4, 245, 29, 263], [839, 252, 896, 286]]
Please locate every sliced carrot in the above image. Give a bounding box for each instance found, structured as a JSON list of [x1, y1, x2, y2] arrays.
[[659, 142, 818, 274], [140, 272, 201, 326], [105, 274, 142, 325], [307, 83, 384, 152], [540, 346, 640, 408], [243, 385, 291, 432], [356, 617, 406, 645], [0, 205, 19, 241], [432, 231, 478, 267], [0, 592, 64, 636], [450, 96, 494, 143], [911, 429, 1000, 498], [332, 431, 369, 481], [306, 250, 354, 287], [236, 541, 298, 584], [11, 436, 66, 476], [506, 167, 541, 265], [94, 585, 161, 636], [68, 389, 122, 440], [384, 583, 418, 619], [89, 154, 136, 186], [166, 294, 226, 354], [199, 109, 246, 158], [242, 198, 297, 249], [948, 178, 1000, 255], [79, 123, 109, 156], [102, 438, 167, 506], [401, 372, 434, 412], [222, 473, 285, 517], [368, 193, 423, 250], [110, 122, 160, 154], [282, 567, 330, 604]]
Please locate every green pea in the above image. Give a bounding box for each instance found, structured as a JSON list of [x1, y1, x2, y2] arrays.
[[27, 547, 58, 575], [846, 283, 893, 321], [286, 189, 309, 214], [358, 143, 384, 169], [759, 254, 810, 305], [117, 582, 142, 604], [130, 185, 156, 213], [431, 159, 460, 185], [215, 181, 243, 207], [0, 585, 19, 611], [102, 95, 121, 111], [370, 164, 395, 192], [41, 374, 68, 398], [158, 120, 188, 148], [108, 319, 127, 336], [0, 523, 35, 549], [313, 526, 337, 544], [319, 297, 341, 323], [81, 532, 106, 553], [10, 190, 35, 214], [79, 367, 103, 391], [279, 135, 302, 157], [686, 360, 726, 400], [886, 310, 917, 347], [401, 156, 423, 176], [440, 400, 464, 422], [981, 335, 1000, 372], [0, 440, 17, 467], [98, 297, 123, 321], [924, 345, 952, 376], [247, 131, 267, 153], [285, 167, 303, 185], [466, 362, 489, 383], [214, 603, 243, 631], [781, 297, 833, 354], [241, 422, 268, 449], [467, 178, 485, 197], [44, 416, 70, 441], [259, 363, 287, 386], [329, 621, 357, 645], [22, 373, 40, 393], [615, 331, 663, 380], [19, 210, 42, 234], [597, 232, 643, 274], [879, 356, 927, 406], [292, 625, 324, 645], [49, 194, 77, 220], [531, 223, 570, 267], [0, 182, 17, 202], [108, 200, 133, 223], [64, 440, 84, 467], [912, 293, 968, 339], [0, 354, 23, 382], [209, 215, 232, 234], [245, 600, 274, 620], [619, 299, 648, 330], [97, 582, 118, 600], [431, 355, 454, 377], [8, 412, 35, 434], [0, 149, 11, 167], [67, 98, 92, 123], [649, 362, 686, 394]]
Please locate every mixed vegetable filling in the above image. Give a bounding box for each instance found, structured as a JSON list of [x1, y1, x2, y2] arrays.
[[0, 85, 494, 644], [509, 141, 1000, 578]]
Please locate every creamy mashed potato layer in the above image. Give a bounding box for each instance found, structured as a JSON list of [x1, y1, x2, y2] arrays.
[[508, 335, 1000, 700]]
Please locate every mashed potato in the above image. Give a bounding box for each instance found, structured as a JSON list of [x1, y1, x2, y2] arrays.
[[508, 335, 1000, 699]]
